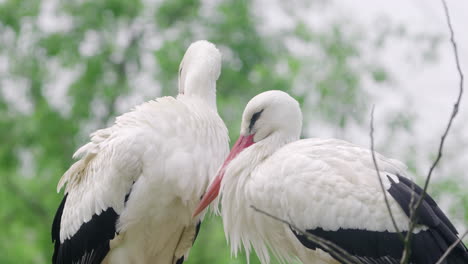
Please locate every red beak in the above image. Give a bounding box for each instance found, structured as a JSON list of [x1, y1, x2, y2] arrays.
[[192, 134, 255, 218]]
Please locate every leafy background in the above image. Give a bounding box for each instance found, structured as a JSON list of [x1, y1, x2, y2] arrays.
[[0, 0, 466, 263]]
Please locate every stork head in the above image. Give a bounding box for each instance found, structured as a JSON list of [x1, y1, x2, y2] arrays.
[[178, 40, 222, 108], [193, 90, 302, 217], [240, 90, 302, 143]]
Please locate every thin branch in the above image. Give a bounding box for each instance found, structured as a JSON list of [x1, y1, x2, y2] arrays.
[[369, 106, 403, 239], [400, 180, 418, 263], [251, 205, 364, 264], [402, 0, 464, 262], [435, 230, 468, 264], [414, 0, 465, 222]]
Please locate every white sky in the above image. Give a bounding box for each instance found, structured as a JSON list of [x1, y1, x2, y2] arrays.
[[339, 0, 468, 174], [335, 0, 468, 230]]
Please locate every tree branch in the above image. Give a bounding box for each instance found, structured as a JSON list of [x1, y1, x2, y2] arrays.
[[401, 0, 464, 262], [369, 105, 403, 239], [415, 0, 464, 222], [251, 205, 364, 264]]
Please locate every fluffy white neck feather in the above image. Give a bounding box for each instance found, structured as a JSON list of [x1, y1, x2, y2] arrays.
[[218, 91, 305, 264], [219, 132, 300, 264]]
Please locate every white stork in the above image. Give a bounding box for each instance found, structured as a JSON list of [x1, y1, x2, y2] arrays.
[[193, 90, 468, 264], [52, 40, 229, 264]]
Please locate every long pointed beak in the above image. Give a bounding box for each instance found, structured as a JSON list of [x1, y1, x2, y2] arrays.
[[192, 134, 255, 218]]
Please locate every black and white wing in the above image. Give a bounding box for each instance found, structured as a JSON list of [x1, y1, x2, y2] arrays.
[[254, 139, 468, 264], [52, 126, 143, 264], [292, 173, 468, 264]]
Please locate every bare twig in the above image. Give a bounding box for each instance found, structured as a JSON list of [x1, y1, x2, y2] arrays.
[[401, 0, 465, 263], [400, 180, 418, 263], [414, 0, 465, 223], [370, 106, 403, 239], [251, 205, 364, 264], [435, 230, 468, 264]]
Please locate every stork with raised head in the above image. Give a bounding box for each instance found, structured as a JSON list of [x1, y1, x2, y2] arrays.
[[193, 90, 468, 264], [51, 40, 229, 264]]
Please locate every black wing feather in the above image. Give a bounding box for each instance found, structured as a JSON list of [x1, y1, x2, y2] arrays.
[[396, 176, 458, 234], [52, 201, 118, 264], [52, 181, 134, 264], [52, 184, 134, 264], [52, 194, 68, 264], [388, 175, 468, 264]]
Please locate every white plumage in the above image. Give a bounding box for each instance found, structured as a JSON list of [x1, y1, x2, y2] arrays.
[[52, 40, 229, 264], [194, 90, 468, 264]]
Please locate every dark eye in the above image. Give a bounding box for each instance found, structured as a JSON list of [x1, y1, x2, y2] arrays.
[[249, 110, 264, 132]]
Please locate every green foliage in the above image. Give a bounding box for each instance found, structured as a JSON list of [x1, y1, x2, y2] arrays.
[[187, 215, 262, 264], [0, 0, 381, 263], [156, 0, 200, 28], [0, 0, 40, 32]]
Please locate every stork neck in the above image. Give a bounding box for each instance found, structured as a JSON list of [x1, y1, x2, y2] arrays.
[[181, 72, 217, 110], [220, 132, 299, 264], [228, 132, 298, 180], [254, 132, 297, 158]]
